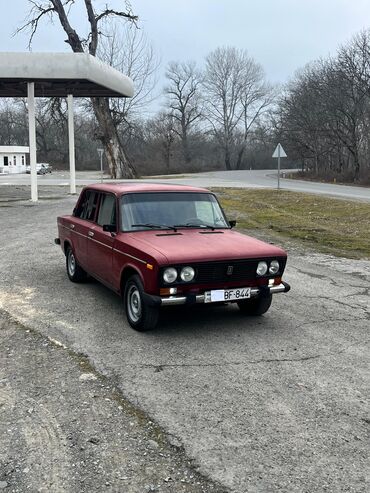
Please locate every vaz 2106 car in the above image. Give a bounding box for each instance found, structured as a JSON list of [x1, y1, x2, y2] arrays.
[[55, 184, 290, 331]]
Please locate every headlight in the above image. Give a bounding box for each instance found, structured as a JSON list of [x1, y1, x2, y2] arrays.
[[269, 260, 280, 275], [163, 267, 177, 283], [256, 261, 268, 276], [180, 266, 195, 282]]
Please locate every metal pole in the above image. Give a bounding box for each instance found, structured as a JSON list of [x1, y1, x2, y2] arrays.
[[67, 94, 76, 194], [27, 82, 38, 202], [97, 148, 104, 183], [277, 145, 281, 190], [100, 153, 103, 183]]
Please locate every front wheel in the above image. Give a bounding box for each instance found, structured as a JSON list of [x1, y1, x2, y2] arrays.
[[237, 293, 272, 316], [124, 275, 159, 331]]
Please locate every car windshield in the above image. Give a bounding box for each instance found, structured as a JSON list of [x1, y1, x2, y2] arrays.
[[121, 192, 229, 231]]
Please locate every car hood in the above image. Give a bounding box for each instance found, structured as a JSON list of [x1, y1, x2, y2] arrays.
[[125, 229, 287, 265]]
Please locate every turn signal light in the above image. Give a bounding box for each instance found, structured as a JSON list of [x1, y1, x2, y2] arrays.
[[160, 287, 177, 296]]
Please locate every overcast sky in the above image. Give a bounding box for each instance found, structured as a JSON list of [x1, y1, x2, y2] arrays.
[[1, 0, 369, 105]]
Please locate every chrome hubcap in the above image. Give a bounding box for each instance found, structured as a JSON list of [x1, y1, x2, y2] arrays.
[[127, 285, 141, 322], [68, 251, 76, 276]]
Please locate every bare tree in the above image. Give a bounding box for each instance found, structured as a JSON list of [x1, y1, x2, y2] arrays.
[[278, 61, 333, 174], [203, 47, 246, 170], [150, 112, 176, 173], [202, 47, 272, 170], [336, 31, 370, 180], [98, 20, 159, 137], [278, 40, 370, 182], [165, 61, 202, 163], [0, 99, 28, 146], [17, 0, 139, 178], [235, 61, 274, 169]]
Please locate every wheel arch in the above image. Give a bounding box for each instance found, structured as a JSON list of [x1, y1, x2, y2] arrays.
[[120, 265, 144, 295], [63, 239, 72, 255]]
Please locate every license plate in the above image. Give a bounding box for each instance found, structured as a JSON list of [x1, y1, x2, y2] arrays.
[[204, 287, 251, 303]]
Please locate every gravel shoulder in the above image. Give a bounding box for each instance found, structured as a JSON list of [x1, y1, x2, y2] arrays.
[[0, 310, 226, 493], [0, 185, 77, 202]]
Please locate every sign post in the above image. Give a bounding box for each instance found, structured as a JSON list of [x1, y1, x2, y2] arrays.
[[272, 143, 287, 189], [97, 148, 104, 183]]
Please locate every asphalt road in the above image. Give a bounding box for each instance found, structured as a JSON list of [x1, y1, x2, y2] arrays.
[[0, 197, 369, 492], [157, 170, 370, 202], [1, 169, 370, 202]]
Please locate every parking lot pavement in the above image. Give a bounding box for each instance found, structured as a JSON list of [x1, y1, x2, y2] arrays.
[[0, 184, 75, 202], [0, 197, 369, 492]]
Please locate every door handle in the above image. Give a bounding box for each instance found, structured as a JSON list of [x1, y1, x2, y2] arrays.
[[88, 231, 94, 237], [69, 224, 75, 229]]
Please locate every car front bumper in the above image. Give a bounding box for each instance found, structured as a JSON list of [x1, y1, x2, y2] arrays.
[[144, 282, 291, 307]]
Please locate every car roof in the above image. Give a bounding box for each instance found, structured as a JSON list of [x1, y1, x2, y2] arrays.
[[83, 182, 211, 195]]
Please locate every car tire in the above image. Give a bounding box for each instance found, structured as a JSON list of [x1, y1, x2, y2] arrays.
[[237, 293, 272, 316], [66, 246, 87, 283], [124, 275, 159, 331]]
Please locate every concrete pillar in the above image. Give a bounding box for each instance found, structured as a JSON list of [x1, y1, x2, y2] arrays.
[[67, 94, 76, 194], [27, 82, 37, 202]]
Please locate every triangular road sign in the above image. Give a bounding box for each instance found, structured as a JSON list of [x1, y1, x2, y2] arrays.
[[272, 143, 287, 158]]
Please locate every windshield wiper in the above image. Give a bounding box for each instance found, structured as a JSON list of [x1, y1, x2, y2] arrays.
[[174, 223, 215, 230], [131, 223, 178, 232]]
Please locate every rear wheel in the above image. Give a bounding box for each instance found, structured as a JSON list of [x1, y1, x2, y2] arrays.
[[124, 275, 159, 331], [237, 293, 272, 316], [66, 246, 87, 283]]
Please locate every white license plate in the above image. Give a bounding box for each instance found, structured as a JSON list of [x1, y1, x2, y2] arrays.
[[204, 287, 251, 303]]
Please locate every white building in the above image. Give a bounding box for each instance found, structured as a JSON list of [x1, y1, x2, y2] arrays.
[[0, 146, 29, 174]]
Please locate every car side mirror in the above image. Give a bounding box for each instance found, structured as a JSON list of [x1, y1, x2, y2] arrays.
[[103, 224, 117, 233], [229, 220, 237, 228]]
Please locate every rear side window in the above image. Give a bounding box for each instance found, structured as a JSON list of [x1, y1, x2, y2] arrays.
[[75, 190, 99, 221], [97, 194, 116, 226]]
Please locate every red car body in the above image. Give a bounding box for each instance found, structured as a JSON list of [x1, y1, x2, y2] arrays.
[[56, 183, 290, 330]]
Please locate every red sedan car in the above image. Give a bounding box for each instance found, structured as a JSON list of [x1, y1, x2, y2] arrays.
[[56, 183, 290, 330]]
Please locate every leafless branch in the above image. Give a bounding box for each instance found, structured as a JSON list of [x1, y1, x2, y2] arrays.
[[96, 8, 138, 25], [14, 2, 55, 50]]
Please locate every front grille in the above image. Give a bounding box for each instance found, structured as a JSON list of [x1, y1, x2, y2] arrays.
[[196, 260, 258, 283], [160, 257, 287, 286]]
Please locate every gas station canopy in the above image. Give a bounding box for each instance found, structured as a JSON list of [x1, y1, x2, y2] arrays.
[[0, 52, 134, 98], [0, 52, 134, 201]]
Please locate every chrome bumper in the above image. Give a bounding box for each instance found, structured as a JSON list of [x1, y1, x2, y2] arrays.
[[157, 282, 290, 306]]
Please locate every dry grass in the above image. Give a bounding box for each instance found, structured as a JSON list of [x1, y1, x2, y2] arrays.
[[213, 188, 370, 260]]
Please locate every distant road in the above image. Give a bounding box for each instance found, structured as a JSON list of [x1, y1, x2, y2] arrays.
[[156, 169, 370, 202], [1, 169, 370, 202]]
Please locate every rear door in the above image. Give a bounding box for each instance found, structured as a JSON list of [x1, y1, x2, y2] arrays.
[[86, 193, 117, 286], [71, 189, 99, 269]]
